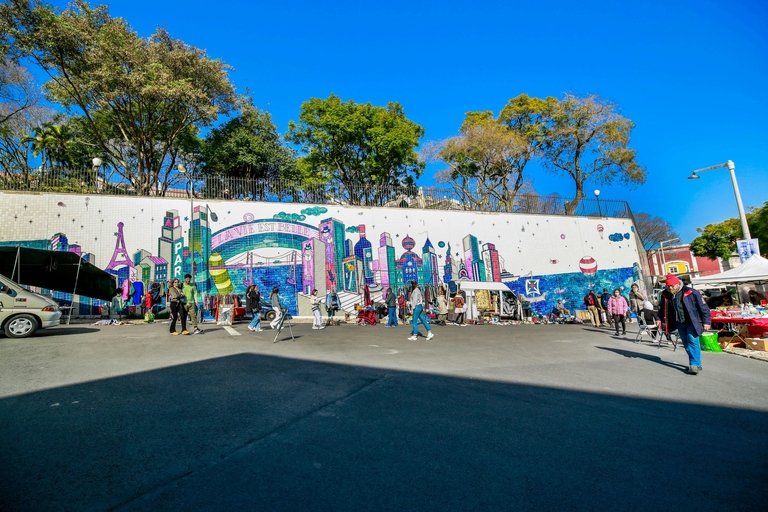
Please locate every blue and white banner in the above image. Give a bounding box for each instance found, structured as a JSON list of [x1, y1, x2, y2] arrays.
[[736, 239, 760, 263]]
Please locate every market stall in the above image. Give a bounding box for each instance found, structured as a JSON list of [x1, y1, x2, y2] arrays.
[[453, 281, 521, 323], [690, 254, 768, 290]]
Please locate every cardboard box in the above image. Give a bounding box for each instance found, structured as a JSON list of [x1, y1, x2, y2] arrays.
[[718, 336, 746, 349], [744, 338, 768, 351]]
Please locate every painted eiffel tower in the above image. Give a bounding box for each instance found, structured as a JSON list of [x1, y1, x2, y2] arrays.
[[106, 222, 132, 270]]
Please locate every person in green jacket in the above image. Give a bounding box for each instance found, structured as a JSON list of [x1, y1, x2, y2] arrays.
[[182, 274, 203, 334]]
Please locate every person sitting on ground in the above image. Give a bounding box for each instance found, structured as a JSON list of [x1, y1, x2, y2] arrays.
[[556, 299, 571, 318]]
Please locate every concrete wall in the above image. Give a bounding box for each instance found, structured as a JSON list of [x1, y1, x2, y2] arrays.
[[0, 191, 646, 316]]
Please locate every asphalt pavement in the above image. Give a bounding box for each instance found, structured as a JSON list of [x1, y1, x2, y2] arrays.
[[1, 319, 767, 511]]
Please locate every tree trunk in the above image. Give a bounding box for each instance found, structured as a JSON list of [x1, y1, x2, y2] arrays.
[[564, 187, 585, 216]]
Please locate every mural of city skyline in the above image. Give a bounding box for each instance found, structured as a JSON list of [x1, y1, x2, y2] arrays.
[[0, 193, 644, 316]]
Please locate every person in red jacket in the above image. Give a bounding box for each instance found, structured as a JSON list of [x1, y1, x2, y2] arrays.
[[656, 274, 711, 375]]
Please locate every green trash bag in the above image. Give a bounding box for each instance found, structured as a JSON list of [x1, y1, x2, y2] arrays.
[[700, 332, 721, 352]]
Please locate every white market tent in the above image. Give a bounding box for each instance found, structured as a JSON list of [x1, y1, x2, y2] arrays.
[[455, 280, 512, 292], [690, 254, 768, 287], [454, 280, 519, 320]]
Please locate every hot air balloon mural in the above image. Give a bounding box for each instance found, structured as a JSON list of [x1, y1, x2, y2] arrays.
[[579, 256, 598, 274], [597, 224, 604, 239]]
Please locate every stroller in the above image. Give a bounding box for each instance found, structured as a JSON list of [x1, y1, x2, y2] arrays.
[[357, 309, 378, 326]]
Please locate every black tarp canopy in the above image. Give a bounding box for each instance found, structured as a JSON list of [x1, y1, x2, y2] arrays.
[[0, 246, 117, 301]]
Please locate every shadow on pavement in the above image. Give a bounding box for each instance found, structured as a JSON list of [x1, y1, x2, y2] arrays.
[[595, 346, 689, 373], [1, 353, 766, 511], [1, 326, 101, 339]]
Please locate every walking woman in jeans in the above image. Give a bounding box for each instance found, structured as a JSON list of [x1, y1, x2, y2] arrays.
[[167, 279, 187, 335], [407, 281, 434, 341], [246, 284, 263, 332]]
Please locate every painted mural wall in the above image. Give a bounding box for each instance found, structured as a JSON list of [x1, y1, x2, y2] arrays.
[[0, 191, 646, 316]]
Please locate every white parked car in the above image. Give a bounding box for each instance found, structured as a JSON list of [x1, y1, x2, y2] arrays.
[[0, 274, 62, 338]]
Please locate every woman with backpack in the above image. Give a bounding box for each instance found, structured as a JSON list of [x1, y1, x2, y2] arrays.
[[325, 288, 339, 326], [397, 290, 406, 322], [310, 289, 324, 329], [167, 278, 187, 335], [269, 287, 282, 329], [246, 284, 263, 332]]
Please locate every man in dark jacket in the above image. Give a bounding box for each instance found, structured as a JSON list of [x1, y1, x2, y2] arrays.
[[656, 274, 711, 375], [600, 288, 614, 327]]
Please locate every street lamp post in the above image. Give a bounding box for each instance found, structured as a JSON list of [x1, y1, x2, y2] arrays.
[[659, 238, 681, 275], [178, 164, 195, 283], [688, 160, 751, 239], [91, 157, 101, 193], [594, 189, 602, 216]]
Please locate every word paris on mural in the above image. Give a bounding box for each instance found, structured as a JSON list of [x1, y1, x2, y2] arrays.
[[0, 192, 644, 315]]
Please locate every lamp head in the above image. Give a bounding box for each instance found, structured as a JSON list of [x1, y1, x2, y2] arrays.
[[177, 163, 186, 174], [593, 189, 600, 197], [92, 157, 102, 167], [687, 172, 700, 180]]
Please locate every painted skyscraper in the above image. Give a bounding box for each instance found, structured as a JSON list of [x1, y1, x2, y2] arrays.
[[378, 232, 397, 290], [353, 225, 375, 285], [302, 237, 327, 296], [481, 243, 502, 282], [462, 234, 485, 282], [319, 218, 345, 291], [159, 210, 183, 280], [422, 238, 439, 287], [190, 205, 212, 288]]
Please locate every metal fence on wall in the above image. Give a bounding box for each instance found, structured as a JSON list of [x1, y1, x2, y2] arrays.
[[0, 167, 634, 219]]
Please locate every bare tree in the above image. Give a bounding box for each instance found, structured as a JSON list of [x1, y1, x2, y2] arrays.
[[634, 212, 679, 250], [0, 59, 43, 127]]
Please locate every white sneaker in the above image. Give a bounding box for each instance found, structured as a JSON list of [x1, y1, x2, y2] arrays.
[[255, 328, 264, 332], [319, 325, 325, 329], [426, 332, 434, 340], [312, 326, 318, 329], [407, 335, 418, 341], [247, 326, 255, 332]]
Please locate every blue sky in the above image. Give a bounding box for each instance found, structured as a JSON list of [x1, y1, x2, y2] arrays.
[[44, 0, 767, 245]]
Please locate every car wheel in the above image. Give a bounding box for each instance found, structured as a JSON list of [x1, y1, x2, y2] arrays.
[[4, 314, 39, 338], [265, 310, 276, 322]]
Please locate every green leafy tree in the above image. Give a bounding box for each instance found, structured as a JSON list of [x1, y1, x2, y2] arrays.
[[690, 218, 742, 260], [203, 98, 298, 199], [2, 0, 237, 195], [23, 122, 73, 168], [286, 93, 425, 206], [543, 94, 646, 215], [424, 94, 555, 212], [690, 202, 768, 259]]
